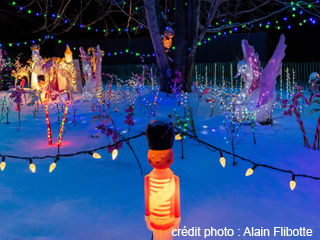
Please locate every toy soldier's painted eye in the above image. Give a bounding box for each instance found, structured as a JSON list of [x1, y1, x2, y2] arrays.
[[161, 155, 164, 159]]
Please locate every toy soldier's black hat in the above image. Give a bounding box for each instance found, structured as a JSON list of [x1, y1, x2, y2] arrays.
[[146, 118, 174, 150]]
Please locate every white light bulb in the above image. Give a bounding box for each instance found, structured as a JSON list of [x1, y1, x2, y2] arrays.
[[220, 157, 226, 167], [245, 168, 254, 176], [93, 153, 101, 159], [29, 163, 36, 173], [0, 161, 6, 171], [112, 149, 118, 160], [175, 134, 182, 140], [49, 162, 56, 173], [290, 180, 296, 190]]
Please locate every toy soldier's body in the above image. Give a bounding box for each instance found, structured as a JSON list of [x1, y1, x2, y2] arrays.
[[145, 118, 180, 240]]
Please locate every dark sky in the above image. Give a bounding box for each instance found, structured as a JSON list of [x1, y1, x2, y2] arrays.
[[1, 1, 320, 63]]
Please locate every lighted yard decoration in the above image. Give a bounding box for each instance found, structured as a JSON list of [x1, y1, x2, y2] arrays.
[[58, 45, 78, 96], [145, 118, 180, 240], [308, 72, 320, 95], [12, 55, 30, 88], [80, 45, 102, 101], [234, 34, 286, 123], [291, 90, 320, 150], [161, 27, 175, 52], [30, 44, 47, 89], [44, 90, 70, 146]]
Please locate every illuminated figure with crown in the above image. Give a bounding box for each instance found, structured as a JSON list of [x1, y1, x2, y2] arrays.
[[145, 118, 181, 240]]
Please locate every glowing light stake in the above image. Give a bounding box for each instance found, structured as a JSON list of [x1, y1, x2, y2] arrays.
[[29, 159, 36, 173], [44, 91, 54, 145], [145, 119, 180, 240], [175, 134, 182, 140], [245, 164, 257, 176], [290, 175, 296, 190], [1, 157, 6, 171], [219, 151, 226, 168], [57, 91, 70, 147], [49, 157, 59, 172], [88, 151, 101, 159], [44, 91, 70, 146], [112, 149, 118, 160]]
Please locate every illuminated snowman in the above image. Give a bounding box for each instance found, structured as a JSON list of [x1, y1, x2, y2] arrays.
[[145, 118, 181, 240]]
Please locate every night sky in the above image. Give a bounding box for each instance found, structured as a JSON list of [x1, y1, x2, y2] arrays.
[[1, 1, 320, 63]]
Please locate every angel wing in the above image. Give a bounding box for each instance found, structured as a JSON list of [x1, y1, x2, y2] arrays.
[[258, 34, 286, 106], [242, 39, 263, 95], [79, 47, 90, 67], [95, 45, 102, 88]]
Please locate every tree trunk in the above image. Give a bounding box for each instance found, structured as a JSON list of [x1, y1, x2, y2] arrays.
[[145, 0, 221, 93], [144, 0, 170, 92]]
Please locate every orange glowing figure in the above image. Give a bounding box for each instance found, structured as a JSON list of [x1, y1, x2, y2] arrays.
[[145, 118, 180, 240], [162, 27, 175, 53]]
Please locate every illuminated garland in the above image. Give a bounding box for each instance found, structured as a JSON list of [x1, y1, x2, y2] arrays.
[[175, 129, 320, 191], [44, 90, 70, 146], [2, 1, 319, 52], [0, 128, 319, 191], [0, 35, 54, 48]]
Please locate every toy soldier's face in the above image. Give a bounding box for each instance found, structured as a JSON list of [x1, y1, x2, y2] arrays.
[[148, 149, 174, 169]]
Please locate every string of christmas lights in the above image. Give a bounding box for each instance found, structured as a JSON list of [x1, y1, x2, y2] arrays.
[[174, 129, 320, 191], [0, 132, 146, 173], [3, 1, 320, 52], [0, 125, 319, 191]]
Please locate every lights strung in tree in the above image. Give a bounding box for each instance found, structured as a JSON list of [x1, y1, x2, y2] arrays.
[[0, 35, 53, 48]]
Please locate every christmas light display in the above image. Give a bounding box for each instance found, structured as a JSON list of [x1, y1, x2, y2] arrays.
[[145, 118, 180, 240], [44, 90, 70, 146], [308, 72, 320, 95], [80, 45, 102, 101], [234, 35, 286, 123], [291, 92, 320, 150]]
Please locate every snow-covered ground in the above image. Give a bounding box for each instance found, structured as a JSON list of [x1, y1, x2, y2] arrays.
[[0, 89, 319, 240]]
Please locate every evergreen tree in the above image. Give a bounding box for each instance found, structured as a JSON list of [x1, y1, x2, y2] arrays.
[[0, 48, 14, 90]]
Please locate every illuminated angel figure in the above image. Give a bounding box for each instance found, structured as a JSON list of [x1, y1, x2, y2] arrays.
[[145, 118, 180, 240], [80, 45, 102, 101], [234, 34, 286, 123]]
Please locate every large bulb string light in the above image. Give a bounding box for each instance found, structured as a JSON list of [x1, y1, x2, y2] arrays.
[[174, 129, 320, 191], [0, 132, 145, 173], [0, 130, 319, 190]]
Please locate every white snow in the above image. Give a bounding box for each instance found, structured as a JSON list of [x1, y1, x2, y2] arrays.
[[0, 89, 319, 240]]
